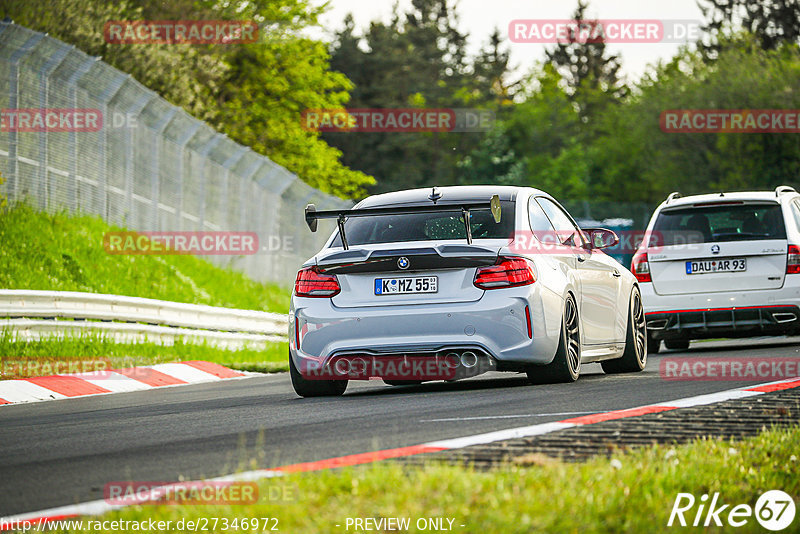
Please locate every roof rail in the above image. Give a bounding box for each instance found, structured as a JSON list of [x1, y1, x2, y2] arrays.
[[665, 192, 681, 204], [775, 185, 797, 197]]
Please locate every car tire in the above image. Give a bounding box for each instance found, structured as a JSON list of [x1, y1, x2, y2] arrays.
[[528, 294, 581, 384], [665, 339, 690, 351], [602, 286, 648, 374], [647, 335, 661, 354], [289, 353, 347, 397]]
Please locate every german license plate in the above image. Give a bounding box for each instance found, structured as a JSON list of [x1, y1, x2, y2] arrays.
[[685, 258, 747, 275], [374, 276, 438, 295]]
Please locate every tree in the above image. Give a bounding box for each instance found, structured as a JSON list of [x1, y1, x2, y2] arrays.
[[699, 0, 800, 53], [544, 0, 626, 120], [326, 0, 514, 192], [2, 0, 374, 198], [501, 64, 590, 198], [472, 28, 520, 108], [456, 126, 525, 186], [590, 35, 800, 202], [215, 36, 373, 198], [1, 0, 226, 123]]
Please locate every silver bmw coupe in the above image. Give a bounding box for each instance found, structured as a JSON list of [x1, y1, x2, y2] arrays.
[[289, 186, 646, 397]]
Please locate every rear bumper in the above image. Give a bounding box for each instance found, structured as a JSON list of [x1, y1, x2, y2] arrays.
[[640, 279, 800, 340], [289, 285, 563, 374], [645, 305, 800, 340]]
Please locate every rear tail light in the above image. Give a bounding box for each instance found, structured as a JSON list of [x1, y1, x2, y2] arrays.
[[631, 250, 651, 282], [474, 257, 535, 289], [788, 245, 800, 274], [295, 266, 341, 297]]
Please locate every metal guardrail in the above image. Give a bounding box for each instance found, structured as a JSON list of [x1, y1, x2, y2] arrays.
[[0, 290, 288, 349]]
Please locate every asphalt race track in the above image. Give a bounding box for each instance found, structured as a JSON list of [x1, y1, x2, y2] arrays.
[[2, 337, 799, 516]]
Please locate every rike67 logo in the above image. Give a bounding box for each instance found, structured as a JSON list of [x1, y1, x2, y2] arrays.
[[668, 490, 795, 531]]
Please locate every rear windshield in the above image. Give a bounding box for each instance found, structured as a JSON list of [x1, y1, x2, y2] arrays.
[[330, 201, 516, 247], [651, 203, 786, 245]]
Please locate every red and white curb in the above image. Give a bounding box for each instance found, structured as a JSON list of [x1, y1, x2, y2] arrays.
[[0, 361, 248, 406], [2, 376, 799, 529]]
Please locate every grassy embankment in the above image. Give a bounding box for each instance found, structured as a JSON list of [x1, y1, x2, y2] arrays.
[[39, 425, 800, 533], [0, 204, 291, 375]]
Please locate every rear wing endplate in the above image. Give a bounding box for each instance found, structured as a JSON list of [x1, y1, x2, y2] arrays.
[[304, 194, 502, 249]]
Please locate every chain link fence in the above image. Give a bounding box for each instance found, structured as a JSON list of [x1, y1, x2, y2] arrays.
[[0, 21, 349, 285]]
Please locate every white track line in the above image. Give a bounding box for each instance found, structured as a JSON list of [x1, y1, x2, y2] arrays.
[[426, 421, 576, 449], [420, 411, 600, 423]]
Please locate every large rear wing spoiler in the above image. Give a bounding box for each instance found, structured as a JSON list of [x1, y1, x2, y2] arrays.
[[304, 194, 502, 249]]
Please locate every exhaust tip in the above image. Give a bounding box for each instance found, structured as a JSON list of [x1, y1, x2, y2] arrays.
[[460, 351, 478, 368], [443, 352, 461, 369], [773, 312, 797, 324]]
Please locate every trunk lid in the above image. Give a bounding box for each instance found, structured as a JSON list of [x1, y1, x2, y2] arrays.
[[316, 241, 504, 307], [647, 200, 787, 295], [648, 240, 787, 295]]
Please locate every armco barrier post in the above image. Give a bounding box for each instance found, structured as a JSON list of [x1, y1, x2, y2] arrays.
[[148, 107, 178, 229], [38, 46, 70, 210], [174, 121, 202, 231], [65, 56, 97, 211], [97, 73, 127, 221], [219, 145, 247, 233], [6, 32, 45, 204], [125, 93, 154, 226], [195, 133, 225, 229]]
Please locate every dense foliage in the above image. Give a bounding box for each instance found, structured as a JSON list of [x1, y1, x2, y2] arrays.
[[2, 0, 374, 198], [3, 0, 799, 205]]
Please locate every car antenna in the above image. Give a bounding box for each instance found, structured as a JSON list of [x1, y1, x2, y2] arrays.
[[429, 187, 442, 204]]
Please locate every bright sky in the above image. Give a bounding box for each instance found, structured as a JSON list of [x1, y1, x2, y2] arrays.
[[314, 0, 706, 83]]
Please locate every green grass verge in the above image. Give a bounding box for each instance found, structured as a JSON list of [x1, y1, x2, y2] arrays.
[[0, 203, 290, 312], [0, 331, 288, 377], [38, 425, 800, 533]]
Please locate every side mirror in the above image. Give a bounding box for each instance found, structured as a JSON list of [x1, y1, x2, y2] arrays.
[[585, 228, 619, 250]]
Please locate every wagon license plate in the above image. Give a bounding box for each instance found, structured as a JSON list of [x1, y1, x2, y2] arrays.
[[374, 276, 438, 295], [685, 258, 747, 275]]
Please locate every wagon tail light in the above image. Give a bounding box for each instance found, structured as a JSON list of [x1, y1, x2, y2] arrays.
[[631, 250, 651, 282], [788, 245, 800, 274], [474, 257, 535, 289], [295, 266, 341, 297]]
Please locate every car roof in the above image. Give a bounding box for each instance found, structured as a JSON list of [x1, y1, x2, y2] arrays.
[[356, 185, 542, 208], [658, 191, 793, 210]]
